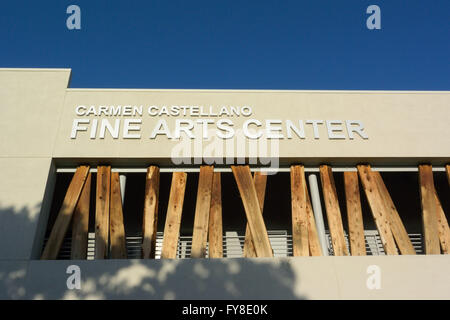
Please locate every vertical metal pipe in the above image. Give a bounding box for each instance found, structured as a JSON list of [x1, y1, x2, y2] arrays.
[[308, 173, 329, 256], [119, 174, 127, 203]]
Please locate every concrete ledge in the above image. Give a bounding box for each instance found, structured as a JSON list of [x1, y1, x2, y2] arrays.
[[0, 255, 449, 300]]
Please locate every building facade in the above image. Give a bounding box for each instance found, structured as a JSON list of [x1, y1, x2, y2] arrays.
[[0, 68, 449, 299]]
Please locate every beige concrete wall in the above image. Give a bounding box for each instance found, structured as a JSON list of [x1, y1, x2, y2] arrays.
[[0, 68, 449, 300], [0, 256, 449, 300], [0, 158, 53, 259], [0, 69, 69, 259], [1, 69, 448, 165], [53, 89, 450, 165], [0, 69, 71, 157]]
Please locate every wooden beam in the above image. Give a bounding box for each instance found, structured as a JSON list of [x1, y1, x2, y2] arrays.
[[426, 165, 450, 253], [434, 191, 450, 254], [305, 186, 322, 256], [95, 166, 111, 259], [71, 172, 91, 260], [319, 165, 348, 256], [357, 165, 398, 255], [243, 171, 267, 258], [142, 166, 160, 259], [232, 166, 273, 257], [446, 165, 450, 187], [191, 166, 214, 258], [290, 165, 309, 256], [344, 171, 366, 256], [41, 165, 90, 260], [208, 172, 223, 258], [161, 172, 187, 259], [418, 165, 444, 254], [372, 171, 416, 255], [109, 172, 127, 259]]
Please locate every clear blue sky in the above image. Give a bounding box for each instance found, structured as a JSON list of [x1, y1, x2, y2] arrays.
[[1, 1, 449, 90]]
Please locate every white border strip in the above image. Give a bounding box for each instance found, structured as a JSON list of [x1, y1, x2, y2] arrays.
[[56, 166, 446, 173]]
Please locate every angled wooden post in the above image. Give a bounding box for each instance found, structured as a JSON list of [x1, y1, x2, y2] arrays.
[[434, 191, 450, 254], [232, 166, 273, 257], [446, 165, 450, 187], [109, 172, 127, 259], [319, 165, 348, 256], [344, 171, 366, 256], [191, 166, 214, 258], [41, 165, 90, 260], [357, 165, 398, 255], [95, 166, 111, 259], [161, 172, 187, 259], [71, 172, 91, 260], [372, 171, 416, 255], [419, 165, 445, 254], [142, 166, 160, 259], [305, 186, 322, 256], [243, 171, 268, 258], [208, 172, 223, 258], [290, 165, 310, 256]]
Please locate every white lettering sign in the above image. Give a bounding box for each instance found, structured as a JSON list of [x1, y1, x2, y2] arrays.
[[70, 104, 369, 141]]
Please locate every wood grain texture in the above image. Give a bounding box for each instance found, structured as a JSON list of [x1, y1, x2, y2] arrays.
[[419, 165, 443, 254], [71, 172, 91, 260], [290, 165, 309, 256], [142, 166, 160, 259], [232, 166, 273, 257], [95, 166, 111, 259], [434, 191, 450, 254], [109, 172, 127, 259], [208, 172, 223, 258], [372, 171, 416, 255], [191, 166, 214, 258], [357, 165, 398, 255], [243, 171, 267, 258], [161, 172, 187, 259], [41, 165, 90, 260], [344, 171, 366, 256], [446, 165, 450, 187], [305, 186, 322, 256], [319, 165, 348, 256]]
